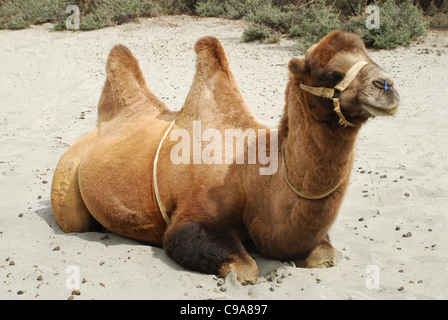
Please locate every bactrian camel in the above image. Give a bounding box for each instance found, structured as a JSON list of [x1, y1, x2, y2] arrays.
[[51, 31, 400, 284]]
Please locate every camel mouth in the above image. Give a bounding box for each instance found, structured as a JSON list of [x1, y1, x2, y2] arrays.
[[361, 103, 398, 117]]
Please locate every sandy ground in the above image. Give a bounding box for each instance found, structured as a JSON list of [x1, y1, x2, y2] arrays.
[[1, 15, 447, 300]]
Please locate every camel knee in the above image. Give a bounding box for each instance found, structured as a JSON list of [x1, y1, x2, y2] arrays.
[[163, 221, 258, 284]]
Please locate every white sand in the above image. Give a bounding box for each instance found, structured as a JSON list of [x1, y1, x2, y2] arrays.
[[1, 16, 447, 300]]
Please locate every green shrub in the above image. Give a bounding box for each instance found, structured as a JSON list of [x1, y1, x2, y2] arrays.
[[0, 0, 164, 30], [0, 0, 65, 29], [158, 0, 198, 14], [347, 0, 426, 49], [223, 0, 247, 19], [196, 0, 226, 17], [112, 0, 142, 25], [328, 0, 366, 16], [425, 0, 448, 28], [79, 5, 112, 31], [0, 0, 434, 51], [289, 2, 342, 52], [266, 32, 281, 43], [428, 12, 448, 28], [196, 0, 262, 19], [242, 23, 272, 42], [138, 1, 163, 17], [245, 1, 296, 33], [7, 15, 30, 30]]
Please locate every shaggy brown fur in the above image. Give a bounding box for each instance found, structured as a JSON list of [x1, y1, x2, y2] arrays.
[[51, 32, 400, 284]]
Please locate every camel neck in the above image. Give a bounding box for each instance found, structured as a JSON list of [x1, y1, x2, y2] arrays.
[[280, 88, 359, 198]]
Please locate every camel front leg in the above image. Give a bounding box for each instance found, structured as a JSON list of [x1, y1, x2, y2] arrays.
[[163, 220, 258, 285], [293, 239, 338, 268]]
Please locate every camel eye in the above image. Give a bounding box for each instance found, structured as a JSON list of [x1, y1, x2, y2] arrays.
[[318, 70, 344, 86]]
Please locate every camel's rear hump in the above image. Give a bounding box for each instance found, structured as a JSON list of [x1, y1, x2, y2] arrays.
[[98, 45, 170, 123]]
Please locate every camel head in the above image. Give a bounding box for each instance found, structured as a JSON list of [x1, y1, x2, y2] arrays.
[[288, 31, 400, 126]]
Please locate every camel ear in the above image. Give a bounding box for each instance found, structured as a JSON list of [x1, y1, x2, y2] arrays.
[[288, 58, 308, 77], [105, 45, 147, 108]]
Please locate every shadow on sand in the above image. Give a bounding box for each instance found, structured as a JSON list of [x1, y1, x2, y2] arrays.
[[34, 200, 289, 280], [34, 200, 181, 271]]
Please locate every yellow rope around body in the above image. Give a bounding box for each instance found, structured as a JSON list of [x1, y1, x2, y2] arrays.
[[280, 139, 346, 200], [300, 61, 368, 128], [153, 116, 179, 225]]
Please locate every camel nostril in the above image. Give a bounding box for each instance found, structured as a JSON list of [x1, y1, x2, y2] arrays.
[[373, 78, 394, 90], [373, 79, 385, 89]]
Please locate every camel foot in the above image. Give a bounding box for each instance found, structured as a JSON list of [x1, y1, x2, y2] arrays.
[[293, 240, 337, 268], [218, 256, 258, 285]]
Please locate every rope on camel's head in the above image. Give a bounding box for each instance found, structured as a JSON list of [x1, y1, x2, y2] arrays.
[[300, 61, 369, 128]]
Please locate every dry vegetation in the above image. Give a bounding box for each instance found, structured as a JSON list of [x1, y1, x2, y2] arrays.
[[0, 0, 446, 50]]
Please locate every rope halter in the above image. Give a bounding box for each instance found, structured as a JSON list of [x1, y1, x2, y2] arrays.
[[299, 61, 368, 128]]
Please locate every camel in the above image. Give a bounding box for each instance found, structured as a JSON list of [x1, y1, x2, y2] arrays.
[[51, 31, 400, 285]]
